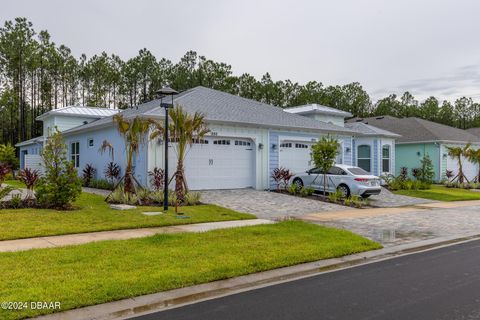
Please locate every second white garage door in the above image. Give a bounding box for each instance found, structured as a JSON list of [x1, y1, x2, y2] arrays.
[[279, 142, 313, 174], [168, 137, 255, 190], [446, 155, 478, 182]]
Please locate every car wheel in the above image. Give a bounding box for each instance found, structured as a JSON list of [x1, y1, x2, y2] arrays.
[[337, 184, 350, 198], [293, 178, 304, 190]]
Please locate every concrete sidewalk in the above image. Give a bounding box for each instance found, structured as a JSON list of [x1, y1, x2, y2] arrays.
[[0, 219, 273, 252]]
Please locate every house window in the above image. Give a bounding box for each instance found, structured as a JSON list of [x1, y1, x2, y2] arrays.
[[234, 140, 251, 146], [71, 142, 80, 168], [280, 143, 292, 148], [193, 139, 209, 144], [213, 140, 230, 145], [357, 145, 371, 173], [382, 145, 391, 173], [88, 138, 94, 148], [295, 143, 308, 149]]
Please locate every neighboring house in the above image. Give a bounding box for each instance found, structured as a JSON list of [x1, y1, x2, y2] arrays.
[[348, 116, 480, 182], [16, 87, 397, 190], [285, 104, 399, 177]]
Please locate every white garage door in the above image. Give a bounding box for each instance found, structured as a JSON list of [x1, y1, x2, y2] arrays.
[[168, 137, 255, 190], [279, 142, 313, 174], [447, 155, 478, 182]]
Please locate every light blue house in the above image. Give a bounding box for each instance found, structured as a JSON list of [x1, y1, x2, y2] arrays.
[[17, 86, 398, 190]]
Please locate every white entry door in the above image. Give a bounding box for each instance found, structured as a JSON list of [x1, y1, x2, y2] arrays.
[[168, 137, 255, 190], [279, 142, 313, 174]]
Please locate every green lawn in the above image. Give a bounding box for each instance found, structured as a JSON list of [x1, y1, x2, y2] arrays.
[[3, 179, 24, 188], [0, 221, 381, 320], [0, 192, 254, 241], [394, 185, 480, 201]]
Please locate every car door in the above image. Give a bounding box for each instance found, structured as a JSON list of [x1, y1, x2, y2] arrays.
[[327, 167, 347, 192], [305, 168, 323, 189]]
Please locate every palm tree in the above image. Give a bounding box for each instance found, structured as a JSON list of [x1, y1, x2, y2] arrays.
[[466, 147, 480, 182], [446, 143, 471, 184], [150, 105, 209, 201], [108, 114, 150, 194]]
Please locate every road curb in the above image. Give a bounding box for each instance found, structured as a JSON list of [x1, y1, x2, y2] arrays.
[[34, 233, 480, 320]]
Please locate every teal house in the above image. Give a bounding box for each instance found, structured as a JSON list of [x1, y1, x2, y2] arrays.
[[348, 116, 480, 182]]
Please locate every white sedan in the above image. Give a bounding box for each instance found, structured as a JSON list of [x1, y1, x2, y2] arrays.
[[290, 164, 382, 198]]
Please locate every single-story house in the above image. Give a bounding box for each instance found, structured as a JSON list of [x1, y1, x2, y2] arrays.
[[348, 116, 480, 182], [17, 86, 398, 190]]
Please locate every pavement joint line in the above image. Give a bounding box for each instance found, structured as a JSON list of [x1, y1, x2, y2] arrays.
[[33, 232, 480, 320]]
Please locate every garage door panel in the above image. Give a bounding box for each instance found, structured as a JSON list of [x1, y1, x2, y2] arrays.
[[279, 142, 313, 174], [168, 137, 254, 190]]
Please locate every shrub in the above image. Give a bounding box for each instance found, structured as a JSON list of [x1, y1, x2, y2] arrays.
[[419, 155, 435, 183], [149, 190, 164, 204], [137, 188, 152, 205], [399, 167, 408, 181], [89, 179, 114, 190], [148, 167, 165, 191], [104, 162, 121, 185], [411, 168, 421, 180], [17, 168, 40, 190], [168, 191, 178, 206], [271, 167, 294, 191], [0, 144, 18, 170], [287, 184, 298, 195], [328, 189, 343, 202], [9, 194, 22, 209], [445, 170, 454, 181], [0, 162, 11, 185], [82, 164, 97, 187], [302, 186, 315, 197], [35, 130, 82, 209], [184, 192, 201, 205], [0, 185, 13, 200]]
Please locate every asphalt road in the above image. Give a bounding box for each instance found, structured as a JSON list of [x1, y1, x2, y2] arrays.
[[130, 240, 480, 320]]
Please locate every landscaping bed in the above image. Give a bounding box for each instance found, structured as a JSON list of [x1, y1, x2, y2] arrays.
[[394, 185, 480, 201], [0, 192, 254, 241], [0, 221, 381, 320]]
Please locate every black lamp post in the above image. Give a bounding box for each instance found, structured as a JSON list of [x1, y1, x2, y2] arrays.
[[156, 86, 178, 211]]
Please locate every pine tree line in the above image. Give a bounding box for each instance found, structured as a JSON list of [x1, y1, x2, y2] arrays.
[[1, 17, 480, 146]]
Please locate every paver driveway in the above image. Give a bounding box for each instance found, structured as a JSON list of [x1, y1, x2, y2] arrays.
[[302, 201, 480, 247], [200, 189, 346, 219]]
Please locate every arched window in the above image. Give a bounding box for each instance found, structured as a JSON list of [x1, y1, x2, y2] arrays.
[[357, 145, 371, 172], [382, 145, 391, 173]]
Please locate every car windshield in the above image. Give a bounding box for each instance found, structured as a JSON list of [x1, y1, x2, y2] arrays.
[[347, 167, 370, 175]]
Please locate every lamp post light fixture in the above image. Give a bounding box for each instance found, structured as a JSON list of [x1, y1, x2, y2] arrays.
[[156, 86, 178, 211]]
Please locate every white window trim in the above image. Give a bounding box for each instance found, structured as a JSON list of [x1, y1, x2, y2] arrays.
[[71, 141, 80, 168], [382, 144, 391, 173], [357, 144, 372, 173]]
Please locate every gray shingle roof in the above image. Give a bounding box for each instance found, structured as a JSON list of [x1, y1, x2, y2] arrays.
[[349, 116, 480, 144], [466, 127, 480, 138], [15, 136, 44, 147], [345, 122, 400, 138], [64, 86, 355, 135]]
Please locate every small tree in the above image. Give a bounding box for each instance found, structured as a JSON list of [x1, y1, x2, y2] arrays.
[[311, 135, 339, 195], [18, 168, 40, 198], [104, 162, 121, 185], [0, 162, 11, 185], [35, 130, 82, 209], [0, 144, 19, 171], [419, 155, 435, 183], [148, 167, 165, 191]]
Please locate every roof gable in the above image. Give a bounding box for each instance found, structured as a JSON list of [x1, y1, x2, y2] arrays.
[[350, 116, 480, 143]]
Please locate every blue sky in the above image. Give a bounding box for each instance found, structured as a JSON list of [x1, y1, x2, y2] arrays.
[[3, 0, 480, 101]]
